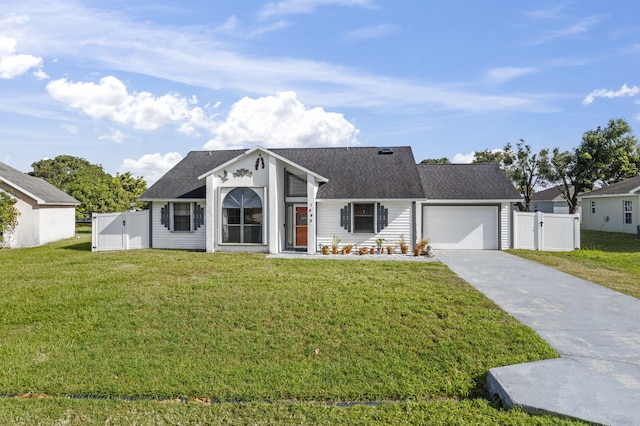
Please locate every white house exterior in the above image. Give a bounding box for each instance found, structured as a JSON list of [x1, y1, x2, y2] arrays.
[[0, 161, 79, 248], [140, 147, 522, 253], [581, 176, 640, 234]]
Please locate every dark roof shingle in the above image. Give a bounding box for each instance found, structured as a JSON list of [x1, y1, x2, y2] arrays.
[[142, 147, 427, 200], [0, 161, 79, 205], [581, 176, 640, 197], [417, 163, 521, 200]]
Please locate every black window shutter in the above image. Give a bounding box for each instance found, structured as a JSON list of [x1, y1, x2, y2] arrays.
[[340, 204, 351, 232], [160, 204, 170, 229], [377, 204, 388, 232], [193, 204, 205, 230]]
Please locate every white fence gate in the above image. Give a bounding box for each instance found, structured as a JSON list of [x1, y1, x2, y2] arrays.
[[92, 211, 150, 252], [513, 211, 580, 251]]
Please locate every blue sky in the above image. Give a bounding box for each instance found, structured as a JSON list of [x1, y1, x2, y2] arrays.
[[2, 0, 640, 183]]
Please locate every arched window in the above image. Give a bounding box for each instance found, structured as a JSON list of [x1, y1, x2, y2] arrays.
[[222, 188, 262, 243]]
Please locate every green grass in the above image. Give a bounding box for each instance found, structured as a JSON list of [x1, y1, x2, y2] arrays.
[[0, 229, 583, 424], [511, 230, 640, 299]]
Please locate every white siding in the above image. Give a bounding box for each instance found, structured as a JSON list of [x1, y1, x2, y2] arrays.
[[500, 202, 511, 250], [151, 201, 206, 250], [316, 201, 412, 251], [39, 205, 76, 245], [581, 196, 640, 234], [0, 183, 76, 248]]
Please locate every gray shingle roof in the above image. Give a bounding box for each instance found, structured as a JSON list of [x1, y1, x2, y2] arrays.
[[417, 163, 521, 200], [581, 176, 640, 197], [141, 146, 427, 200], [531, 185, 570, 202], [140, 150, 245, 200], [272, 146, 426, 199], [0, 161, 80, 205]]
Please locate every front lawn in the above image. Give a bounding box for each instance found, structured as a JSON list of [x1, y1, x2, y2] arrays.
[[511, 230, 640, 299], [0, 232, 581, 424]]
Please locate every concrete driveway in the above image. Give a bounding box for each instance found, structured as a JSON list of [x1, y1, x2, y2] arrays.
[[436, 250, 640, 425]]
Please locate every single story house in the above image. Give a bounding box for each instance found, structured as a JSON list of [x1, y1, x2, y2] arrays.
[[531, 185, 580, 215], [140, 146, 521, 253], [581, 176, 640, 234], [0, 161, 80, 248]]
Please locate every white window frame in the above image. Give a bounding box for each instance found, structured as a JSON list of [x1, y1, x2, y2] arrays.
[[219, 187, 265, 245], [352, 202, 376, 233], [172, 202, 192, 232], [624, 200, 633, 225]]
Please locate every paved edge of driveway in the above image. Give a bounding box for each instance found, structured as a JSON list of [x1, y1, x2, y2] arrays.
[[436, 250, 640, 426]]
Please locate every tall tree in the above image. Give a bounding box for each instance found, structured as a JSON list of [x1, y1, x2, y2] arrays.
[[575, 118, 640, 187], [31, 156, 147, 220], [544, 148, 584, 214], [0, 188, 19, 243], [543, 118, 640, 214], [473, 140, 549, 211]]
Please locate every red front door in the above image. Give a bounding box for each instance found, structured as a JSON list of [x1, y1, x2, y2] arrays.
[[295, 206, 308, 247]]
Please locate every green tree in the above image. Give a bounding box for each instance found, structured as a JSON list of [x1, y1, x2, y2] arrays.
[[0, 188, 19, 243], [420, 157, 451, 164], [544, 148, 584, 214], [543, 118, 640, 214], [575, 118, 640, 187], [31, 156, 148, 220], [473, 140, 549, 211]]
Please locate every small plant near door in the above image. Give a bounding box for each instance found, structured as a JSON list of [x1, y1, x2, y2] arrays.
[[399, 234, 409, 254], [386, 244, 394, 254], [414, 238, 430, 256], [319, 243, 330, 255], [375, 237, 386, 254], [331, 235, 341, 254]]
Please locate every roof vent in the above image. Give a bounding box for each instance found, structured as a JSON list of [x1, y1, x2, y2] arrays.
[[378, 147, 394, 155]]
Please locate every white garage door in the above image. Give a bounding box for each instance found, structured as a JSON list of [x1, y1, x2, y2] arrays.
[[423, 206, 498, 249]]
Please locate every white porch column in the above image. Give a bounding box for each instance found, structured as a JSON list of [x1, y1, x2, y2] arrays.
[[267, 156, 279, 254], [205, 175, 216, 252], [306, 174, 319, 254]]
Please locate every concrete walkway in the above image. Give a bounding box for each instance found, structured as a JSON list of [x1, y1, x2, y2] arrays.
[[436, 250, 640, 425]]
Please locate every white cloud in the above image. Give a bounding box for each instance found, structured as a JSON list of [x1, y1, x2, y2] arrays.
[[485, 67, 537, 85], [528, 16, 604, 46], [119, 152, 183, 185], [0, 36, 43, 79], [259, 0, 373, 20], [452, 148, 504, 163], [99, 129, 129, 144], [203, 91, 359, 150], [2, 0, 555, 115], [343, 24, 398, 42], [583, 83, 640, 105], [60, 123, 78, 134], [527, 5, 567, 20], [46, 76, 219, 134], [452, 152, 475, 164], [32, 69, 49, 80]]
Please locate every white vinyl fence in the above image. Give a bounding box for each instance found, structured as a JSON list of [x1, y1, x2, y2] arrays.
[[513, 211, 580, 251], [92, 211, 149, 252]]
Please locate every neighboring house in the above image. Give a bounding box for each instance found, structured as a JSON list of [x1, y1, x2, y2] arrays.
[[581, 176, 640, 234], [140, 146, 521, 253], [0, 161, 80, 248], [417, 163, 522, 249], [531, 185, 580, 214]]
